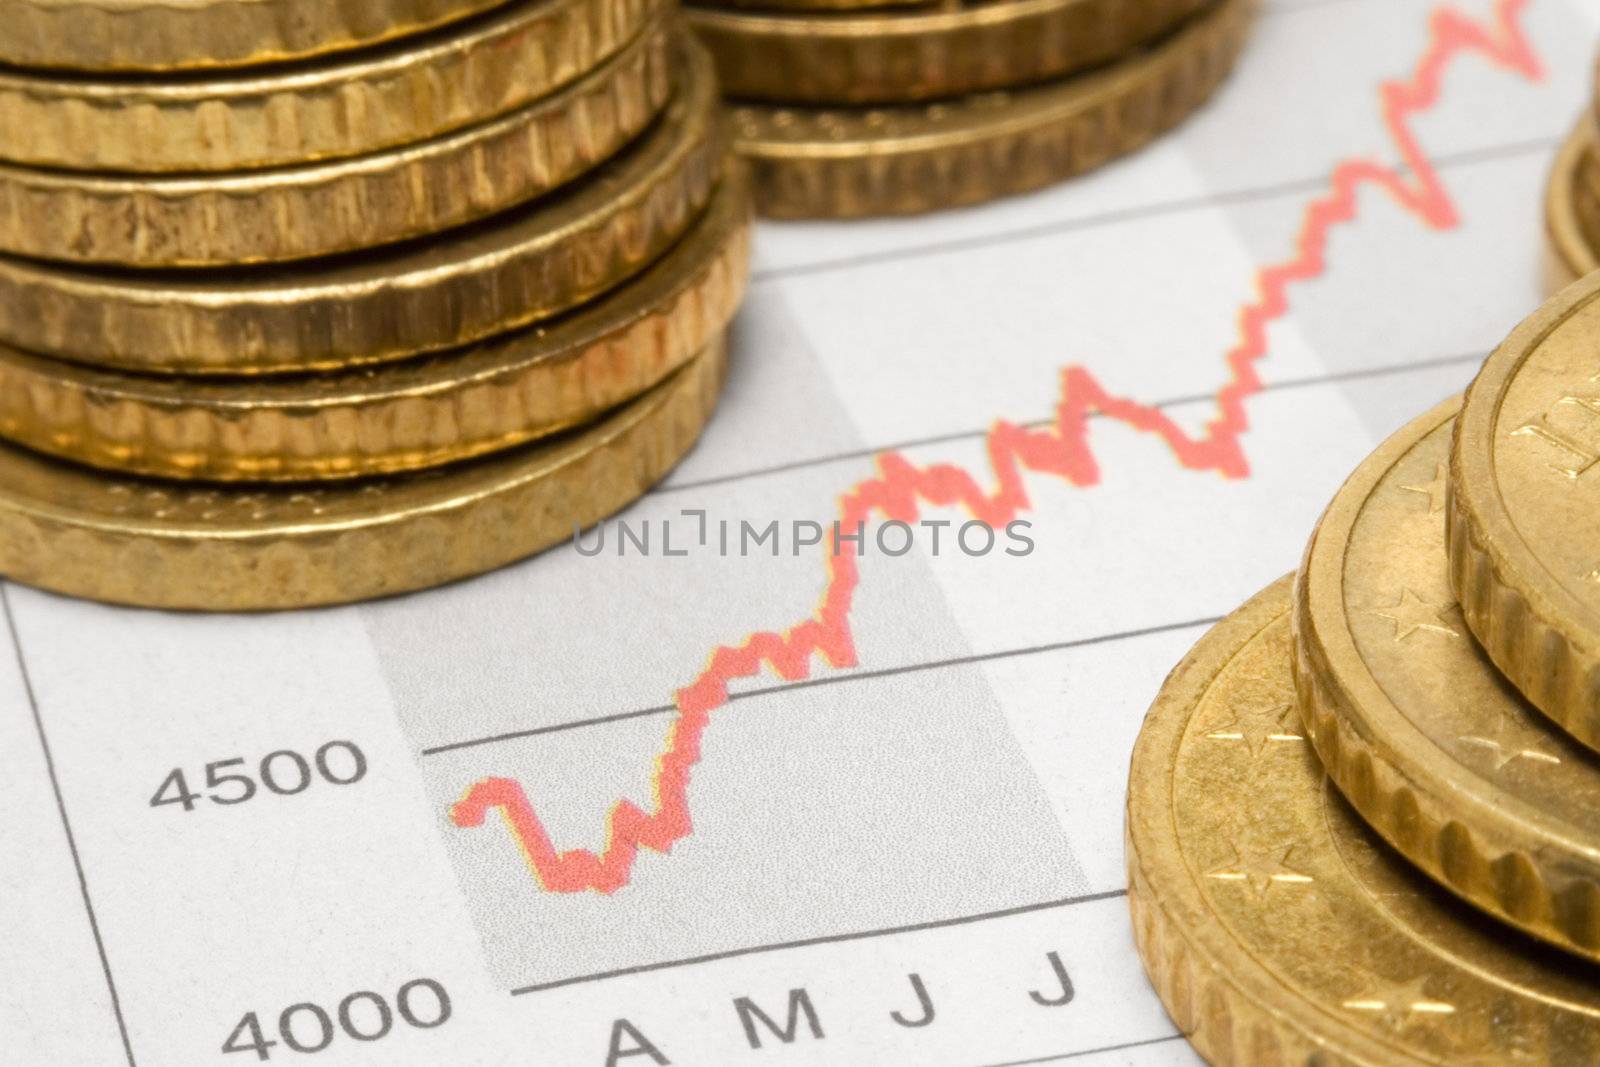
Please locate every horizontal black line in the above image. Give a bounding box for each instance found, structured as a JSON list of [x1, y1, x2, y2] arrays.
[[420, 615, 1221, 756], [425, 346, 1488, 758], [510, 888, 1127, 995], [704, 614, 1225, 703], [654, 347, 1486, 495], [975, 1033, 1188, 1067], [1241, 347, 1485, 393], [751, 135, 1558, 283], [419, 701, 676, 755]]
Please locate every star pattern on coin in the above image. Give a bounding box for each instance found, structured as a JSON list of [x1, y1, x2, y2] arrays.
[[1341, 976, 1455, 1032], [1371, 589, 1459, 641], [1203, 702, 1304, 758], [1399, 463, 1448, 514], [1458, 733, 1561, 772], [1205, 843, 1313, 898]]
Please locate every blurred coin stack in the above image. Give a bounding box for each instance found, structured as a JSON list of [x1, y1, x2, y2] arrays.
[[684, 0, 1256, 217], [1126, 272, 1600, 1063], [0, 0, 751, 611], [1546, 56, 1600, 284]]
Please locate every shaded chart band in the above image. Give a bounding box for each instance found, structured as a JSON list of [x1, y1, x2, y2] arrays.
[[450, 0, 1545, 895]]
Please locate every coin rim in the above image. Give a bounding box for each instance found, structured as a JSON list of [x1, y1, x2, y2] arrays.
[[731, 0, 1252, 217], [1543, 120, 1600, 288], [1296, 395, 1600, 962], [0, 36, 723, 373], [0, 0, 664, 173], [699, 0, 931, 12], [685, 0, 1210, 105], [0, 168, 750, 481], [0, 335, 727, 610], [1449, 265, 1600, 752], [0, 0, 510, 73], [1128, 573, 1414, 1066], [0, 21, 674, 267]]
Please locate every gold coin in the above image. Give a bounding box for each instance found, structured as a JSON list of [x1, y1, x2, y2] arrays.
[[0, 334, 727, 611], [1450, 272, 1600, 754], [0, 44, 722, 374], [1295, 396, 1600, 962], [1129, 574, 1600, 1067], [0, 24, 674, 267], [704, 0, 931, 13], [0, 0, 667, 173], [687, 0, 1210, 105], [0, 0, 508, 74], [1544, 120, 1600, 289], [731, 0, 1251, 218], [0, 171, 750, 481]]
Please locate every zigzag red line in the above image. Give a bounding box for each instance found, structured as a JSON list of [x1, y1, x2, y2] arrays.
[[451, 0, 1544, 894]]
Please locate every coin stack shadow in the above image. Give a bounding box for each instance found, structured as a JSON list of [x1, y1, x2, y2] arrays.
[[684, 0, 1256, 217], [1125, 272, 1600, 1058], [0, 2, 751, 611], [1546, 54, 1600, 286]]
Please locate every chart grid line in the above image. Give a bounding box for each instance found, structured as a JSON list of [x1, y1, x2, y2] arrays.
[[974, 1033, 1189, 1067], [751, 136, 1557, 284], [420, 616, 1222, 757], [654, 348, 1489, 496], [510, 888, 1128, 994], [1, 584, 137, 1067]]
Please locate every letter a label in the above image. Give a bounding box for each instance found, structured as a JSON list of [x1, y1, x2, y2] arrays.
[[606, 1019, 669, 1066]]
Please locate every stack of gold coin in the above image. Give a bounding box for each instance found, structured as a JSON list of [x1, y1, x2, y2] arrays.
[[1547, 58, 1600, 283], [0, 1, 751, 611], [1126, 271, 1600, 1064], [684, 0, 1256, 217]]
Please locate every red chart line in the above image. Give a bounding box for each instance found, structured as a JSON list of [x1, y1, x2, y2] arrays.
[[451, 0, 1545, 894]]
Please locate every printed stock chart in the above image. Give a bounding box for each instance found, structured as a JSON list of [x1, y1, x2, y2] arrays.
[[3, 2, 1596, 1064], [446, 0, 1543, 899]]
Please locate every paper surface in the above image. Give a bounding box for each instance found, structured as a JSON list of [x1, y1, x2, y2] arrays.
[[3, 1, 1593, 1062]]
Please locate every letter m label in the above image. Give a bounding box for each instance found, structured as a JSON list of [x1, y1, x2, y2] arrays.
[[734, 988, 824, 1049]]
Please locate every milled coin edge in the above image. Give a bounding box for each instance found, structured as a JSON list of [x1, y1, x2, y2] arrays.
[[1127, 574, 1401, 1067], [0, 168, 751, 481], [1295, 396, 1600, 963], [1452, 198, 1600, 754], [0, 21, 676, 266], [1542, 120, 1600, 291], [0, 37, 725, 371], [0, 0, 509, 73], [0, 335, 728, 610], [686, 0, 1211, 106], [0, 0, 663, 173], [730, 0, 1253, 217]]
